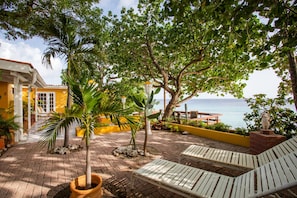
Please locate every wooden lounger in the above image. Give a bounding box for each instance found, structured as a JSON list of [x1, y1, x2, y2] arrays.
[[179, 135, 297, 170], [132, 151, 297, 198]]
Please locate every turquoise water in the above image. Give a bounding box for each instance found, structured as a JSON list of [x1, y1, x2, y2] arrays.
[[154, 99, 296, 129]]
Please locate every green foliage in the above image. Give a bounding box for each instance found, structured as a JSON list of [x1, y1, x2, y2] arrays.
[[108, 0, 263, 118], [0, 114, 20, 142], [244, 94, 297, 138], [234, 127, 249, 136], [168, 125, 179, 133], [131, 84, 161, 155], [236, 1, 297, 110], [39, 75, 137, 188], [186, 120, 207, 128], [205, 123, 231, 132], [0, 0, 100, 39]]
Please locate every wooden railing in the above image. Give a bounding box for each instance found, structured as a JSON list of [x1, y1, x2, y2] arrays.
[[172, 111, 222, 125]]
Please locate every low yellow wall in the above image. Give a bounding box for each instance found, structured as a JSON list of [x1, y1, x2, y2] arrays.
[[76, 125, 131, 137], [170, 123, 250, 148], [76, 116, 139, 137]]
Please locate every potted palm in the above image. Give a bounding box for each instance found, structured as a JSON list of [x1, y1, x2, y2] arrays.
[[0, 114, 20, 147], [40, 76, 134, 197]]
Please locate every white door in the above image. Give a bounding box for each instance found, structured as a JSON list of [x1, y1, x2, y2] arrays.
[[37, 92, 55, 113]]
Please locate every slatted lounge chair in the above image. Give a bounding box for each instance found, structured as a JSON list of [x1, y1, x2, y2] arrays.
[[179, 135, 297, 170], [132, 151, 297, 198]]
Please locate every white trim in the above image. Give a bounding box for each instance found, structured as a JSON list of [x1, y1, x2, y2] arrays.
[[37, 92, 56, 113]]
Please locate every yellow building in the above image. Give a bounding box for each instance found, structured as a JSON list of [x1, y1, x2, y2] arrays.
[[0, 58, 67, 142], [22, 86, 67, 114]]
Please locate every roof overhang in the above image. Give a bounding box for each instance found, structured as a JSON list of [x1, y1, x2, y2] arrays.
[[0, 58, 47, 87]]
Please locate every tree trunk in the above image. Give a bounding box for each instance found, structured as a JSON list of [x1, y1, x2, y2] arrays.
[[85, 144, 91, 189], [163, 95, 179, 119], [288, 52, 297, 111], [143, 116, 148, 156], [63, 85, 71, 147]]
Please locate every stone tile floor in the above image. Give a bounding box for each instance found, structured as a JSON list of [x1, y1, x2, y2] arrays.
[[0, 123, 295, 197]]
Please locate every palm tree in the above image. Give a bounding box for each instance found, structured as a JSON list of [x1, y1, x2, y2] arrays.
[[42, 13, 97, 147], [40, 75, 136, 189]]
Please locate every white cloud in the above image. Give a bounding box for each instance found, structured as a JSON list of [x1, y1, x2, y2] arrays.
[[0, 38, 63, 85]]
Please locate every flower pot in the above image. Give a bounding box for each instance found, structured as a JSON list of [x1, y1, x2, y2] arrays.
[[70, 173, 103, 198], [0, 138, 5, 149]]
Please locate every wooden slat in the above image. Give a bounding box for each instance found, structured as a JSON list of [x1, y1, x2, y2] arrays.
[[265, 163, 276, 192], [273, 157, 288, 185], [225, 151, 232, 164], [134, 153, 297, 198], [278, 156, 295, 183], [287, 153, 297, 179], [181, 168, 203, 189], [203, 174, 221, 197], [172, 166, 193, 186], [246, 155, 254, 169], [231, 173, 242, 198], [257, 154, 267, 166], [162, 163, 185, 184], [289, 137, 297, 149], [248, 171, 255, 196], [180, 136, 297, 172], [253, 152, 297, 197], [212, 176, 234, 198], [231, 152, 239, 165], [192, 172, 212, 194], [135, 159, 174, 181], [205, 148, 216, 159]]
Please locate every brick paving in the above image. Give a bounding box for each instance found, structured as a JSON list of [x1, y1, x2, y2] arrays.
[[0, 125, 252, 198]]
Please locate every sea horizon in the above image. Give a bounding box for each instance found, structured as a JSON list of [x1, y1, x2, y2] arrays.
[[154, 98, 296, 129]]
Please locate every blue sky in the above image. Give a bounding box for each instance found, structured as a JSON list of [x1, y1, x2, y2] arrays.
[[0, 0, 281, 99]]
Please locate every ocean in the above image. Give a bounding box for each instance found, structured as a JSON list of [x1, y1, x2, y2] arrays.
[[154, 99, 296, 129]]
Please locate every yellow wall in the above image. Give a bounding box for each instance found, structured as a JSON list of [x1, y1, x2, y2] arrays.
[[0, 82, 9, 109], [170, 123, 250, 148], [0, 82, 14, 118], [22, 87, 67, 113]]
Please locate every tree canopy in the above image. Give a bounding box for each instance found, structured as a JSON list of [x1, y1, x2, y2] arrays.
[[239, 0, 297, 109], [107, 0, 265, 118], [0, 0, 99, 39]]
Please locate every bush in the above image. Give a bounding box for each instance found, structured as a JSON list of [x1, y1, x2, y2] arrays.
[[205, 122, 231, 132], [244, 94, 297, 138], [234, 127, 249, 136]]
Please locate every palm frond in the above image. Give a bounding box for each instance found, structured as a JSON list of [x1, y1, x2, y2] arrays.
[[39, 111, 77, 151]]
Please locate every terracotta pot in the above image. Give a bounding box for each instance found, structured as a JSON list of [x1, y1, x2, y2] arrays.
[[0, 138, 5, 149], [70, 173, 103, 198]]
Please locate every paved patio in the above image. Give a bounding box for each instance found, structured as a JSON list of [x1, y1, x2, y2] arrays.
[[0, 123, 251, 198]]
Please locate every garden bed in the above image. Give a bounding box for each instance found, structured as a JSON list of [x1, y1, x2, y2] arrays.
[[168, 122, 250, 147]]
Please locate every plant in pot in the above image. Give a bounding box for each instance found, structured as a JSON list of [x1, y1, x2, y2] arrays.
[[0, 114, 20, 147], [40, 76, 135, 198]]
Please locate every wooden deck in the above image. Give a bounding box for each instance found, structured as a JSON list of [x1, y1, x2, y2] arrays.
[[173, 111, 222, 125]]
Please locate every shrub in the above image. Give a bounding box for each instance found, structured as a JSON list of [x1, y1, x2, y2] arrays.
[[244, 94, 297, 138], [234, 127, 249, 136], [205, 122, 231, 132]]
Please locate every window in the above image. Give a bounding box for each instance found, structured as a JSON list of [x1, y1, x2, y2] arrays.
[[37, 92, 55, 113]]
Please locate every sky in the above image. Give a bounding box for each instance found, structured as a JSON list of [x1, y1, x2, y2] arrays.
[[0, 0, 282, 99]]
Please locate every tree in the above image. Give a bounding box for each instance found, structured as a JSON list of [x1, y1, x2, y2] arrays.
[[42, 13, 99, 147], [0, 0, 99, 39], [131, 84, 161, 155], [107, 0, 264, 119], [233, 0, 297, 109]]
